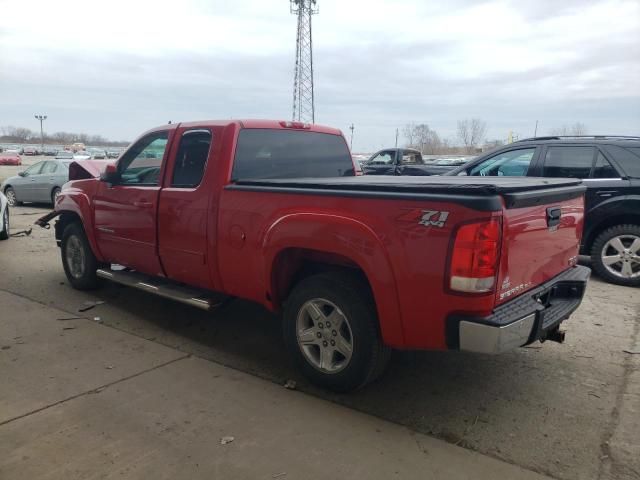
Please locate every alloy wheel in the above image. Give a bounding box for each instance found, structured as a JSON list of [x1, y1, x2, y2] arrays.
[[65, 235, 86, 279], [5, 189, 16, 206], [296, 298, 354, 374], [601, 234, 640, 279]]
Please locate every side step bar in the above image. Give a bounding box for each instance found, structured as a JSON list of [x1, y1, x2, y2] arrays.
[[96, 268, 226, 311]]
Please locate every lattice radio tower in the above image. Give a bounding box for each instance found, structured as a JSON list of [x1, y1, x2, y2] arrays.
[[290, 0, 318, 123]]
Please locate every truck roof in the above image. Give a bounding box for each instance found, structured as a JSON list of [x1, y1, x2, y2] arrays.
[[156, 120, 343, 136]]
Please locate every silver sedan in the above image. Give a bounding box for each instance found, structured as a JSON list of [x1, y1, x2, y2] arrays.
[[1, 159, 72, 206]]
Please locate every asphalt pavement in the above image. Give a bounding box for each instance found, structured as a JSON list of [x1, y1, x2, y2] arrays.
[[0, 204, 638, 480]]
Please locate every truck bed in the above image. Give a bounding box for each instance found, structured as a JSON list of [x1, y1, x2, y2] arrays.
[[231, 176, 585, 210]]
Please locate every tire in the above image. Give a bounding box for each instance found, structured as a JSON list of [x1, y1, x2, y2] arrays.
[[51, 187, 61, 205], [61, 222, 101, 290], [283, 271, 391, 392], [4, 187, 21, 207], [591, 224, 640, 287], [0, 206, 9, 240]]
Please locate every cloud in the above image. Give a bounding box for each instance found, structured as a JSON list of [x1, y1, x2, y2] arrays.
[[0, 0, 638, 150]]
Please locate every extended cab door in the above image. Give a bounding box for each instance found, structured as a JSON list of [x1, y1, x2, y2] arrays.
[[157, 128, 215, 289], [93, 130, 173, 276]]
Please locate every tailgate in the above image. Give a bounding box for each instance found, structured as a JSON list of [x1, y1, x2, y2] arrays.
[[495, 186, 585, 306]]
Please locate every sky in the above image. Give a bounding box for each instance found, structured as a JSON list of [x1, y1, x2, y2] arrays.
[[0, 0, 639, 151]]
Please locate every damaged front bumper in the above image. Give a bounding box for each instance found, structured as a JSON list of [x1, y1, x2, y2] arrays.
[[34, 210, 60, 229], [447, 265, 591, 354]]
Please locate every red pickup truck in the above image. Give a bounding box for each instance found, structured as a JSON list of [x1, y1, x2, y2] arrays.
[[37, 120, 590, 392]]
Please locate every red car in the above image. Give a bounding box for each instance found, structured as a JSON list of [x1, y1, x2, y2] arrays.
[[37, 120, 590, 391], [0, 152, 22, 166]]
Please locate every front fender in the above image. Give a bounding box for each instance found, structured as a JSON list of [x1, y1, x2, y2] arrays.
[[55, 183, 104, 261], [263, 213, 405, 348]]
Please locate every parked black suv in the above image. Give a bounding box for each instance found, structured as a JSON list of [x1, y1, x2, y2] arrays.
[[445, 136, 640, 287]]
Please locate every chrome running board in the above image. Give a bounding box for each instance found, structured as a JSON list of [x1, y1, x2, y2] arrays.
[[96, 268, 226, 311]]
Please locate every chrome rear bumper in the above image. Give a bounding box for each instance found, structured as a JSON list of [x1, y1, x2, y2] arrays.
[[448, 265, 591, 354], [459, 314, 536, 354]]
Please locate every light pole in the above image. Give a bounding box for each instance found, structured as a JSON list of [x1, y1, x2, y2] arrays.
[[34, 114, 47, 152], [349, 123, 354, 151]]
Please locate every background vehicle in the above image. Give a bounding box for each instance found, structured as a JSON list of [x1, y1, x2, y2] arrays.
[[38, 120, 589, 392], [106, 149, 122, 159], [55, 151, 74, 160], [73, 151, 91, 160], [0, 191, 9, 240], [1, 159, 71, 205], [43, 146, 58, 156], [362, 148, 470, 176], [23, 146, 39, 156], [447, 136, 640, 286], [0, 151, 22, 166], [89, 148, 107, 159]]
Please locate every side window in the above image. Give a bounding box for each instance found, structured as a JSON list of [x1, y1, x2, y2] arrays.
[[592, 152, 619, 179], [369, 151, 395, 165], [25, 162, 45, 175], [543, 146, 594, 178], [171, 130, 211, 188], [41, 162, 58, 174], [469, 148, 535, 176], [401, 152, 423, 165], [119, 132, 169, 186]]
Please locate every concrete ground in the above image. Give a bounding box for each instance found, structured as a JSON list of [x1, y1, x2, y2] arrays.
[[1, 205, 639, 480], [0, 290, 550, 480]]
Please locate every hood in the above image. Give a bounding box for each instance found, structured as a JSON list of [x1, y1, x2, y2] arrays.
[[68, 159, 115, 180]]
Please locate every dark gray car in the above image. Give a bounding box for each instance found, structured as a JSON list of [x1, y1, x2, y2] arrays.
[[1, 159, 71, 206]]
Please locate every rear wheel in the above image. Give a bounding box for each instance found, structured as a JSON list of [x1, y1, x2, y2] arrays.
[[61, 223, 101, 290], [283, 272, 391, 392], [51, 187, 61, 205], [0, 206, 9, 240], [591, 224, 640, 287]]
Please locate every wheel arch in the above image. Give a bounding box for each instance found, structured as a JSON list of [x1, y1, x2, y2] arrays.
[[583, 212, 640, 254], [263, 213, 405, 348]]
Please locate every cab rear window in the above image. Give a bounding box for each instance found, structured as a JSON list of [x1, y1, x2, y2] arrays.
[[231, 129, 354, 180]]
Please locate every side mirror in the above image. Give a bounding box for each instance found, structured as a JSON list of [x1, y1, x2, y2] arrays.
[[18, 171, 27, 177], [100, 163, 120, 183]]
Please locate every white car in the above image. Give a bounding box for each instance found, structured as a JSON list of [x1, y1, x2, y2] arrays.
[[0, 191, 9, 240], [73, 151, 91, 161]]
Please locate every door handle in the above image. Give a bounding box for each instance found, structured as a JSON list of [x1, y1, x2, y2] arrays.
[[597, 190, 617, 197], [133, 201, 153, 208]]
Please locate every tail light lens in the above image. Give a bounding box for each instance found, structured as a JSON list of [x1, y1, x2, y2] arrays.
[[449, 218, 501, 293]]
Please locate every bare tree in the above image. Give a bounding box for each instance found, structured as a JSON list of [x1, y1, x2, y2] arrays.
[[402, 123, 443, 154], [549, 122, 588, 136], [402, 123, 417, 148], [457, 118, 487, 153]]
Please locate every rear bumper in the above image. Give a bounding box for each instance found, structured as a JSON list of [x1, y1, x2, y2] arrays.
[[447, 265, 591, 354]]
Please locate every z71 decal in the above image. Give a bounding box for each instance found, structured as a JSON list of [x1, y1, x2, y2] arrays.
[[419, 210, 450, 228], [396, 209, 451, 229]]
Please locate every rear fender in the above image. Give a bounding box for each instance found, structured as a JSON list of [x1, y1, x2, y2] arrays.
[[263, 213, 405, 347]]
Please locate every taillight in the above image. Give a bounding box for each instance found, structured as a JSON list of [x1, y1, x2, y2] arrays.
[[449, 218, 501, 293]]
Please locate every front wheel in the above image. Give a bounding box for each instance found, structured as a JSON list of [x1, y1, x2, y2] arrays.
[[591, 224, 640, 287], [4, 187, 20, 207], [61, 223, 101, 290], [283, 272, 391, 392]]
